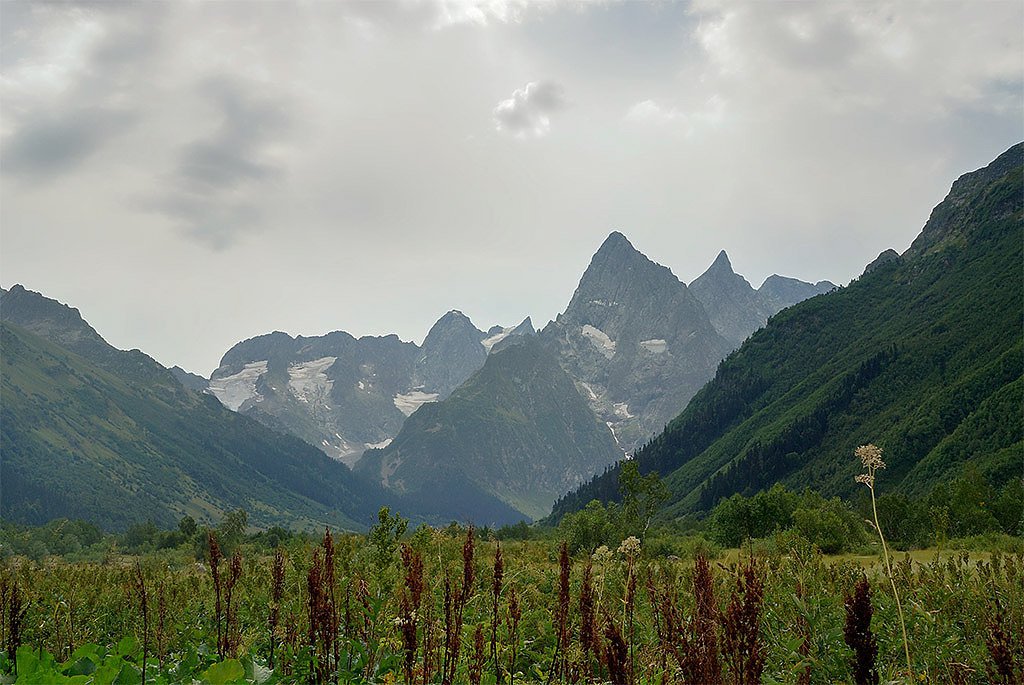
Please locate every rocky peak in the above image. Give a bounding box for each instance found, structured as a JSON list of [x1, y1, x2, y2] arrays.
[[708, 249, 734, 273], [0, 284, 113, 358], [905, 142, 1023, 259], [863, 249, 902, 275], [416, 310, 487, 397], [560, 232, 693, 341], [689, 252, 764, 347], [758, 275, 836, 311], [510, 317, 534, 336]]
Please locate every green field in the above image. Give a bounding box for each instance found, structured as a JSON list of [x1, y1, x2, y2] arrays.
[[2, 516, 1021, 685]]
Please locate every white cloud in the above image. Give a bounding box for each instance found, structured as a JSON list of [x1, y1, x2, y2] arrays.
[[625, 99, 682, 125], [493, 81, 566, 138]]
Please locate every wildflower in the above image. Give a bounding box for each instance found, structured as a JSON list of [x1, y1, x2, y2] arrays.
[[855, 444, 886, 471], [618, 536, 641, 558], [592, 545, 612, 564], [853, 443, 911, 679]]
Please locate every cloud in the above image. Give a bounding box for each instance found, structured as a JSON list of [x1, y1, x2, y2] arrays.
[[0, 4, 156, 180], [148, 76, 290, 248], [625, 99, 683, 125], [1, 107, 135, 178], [493, 81, 566, 138], [624, 96, 725, 138]]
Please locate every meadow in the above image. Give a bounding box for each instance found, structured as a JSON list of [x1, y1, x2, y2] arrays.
[[1, 508, 1021, 685]]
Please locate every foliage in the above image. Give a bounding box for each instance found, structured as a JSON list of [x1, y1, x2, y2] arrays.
[[2, 505, 1022, 684]]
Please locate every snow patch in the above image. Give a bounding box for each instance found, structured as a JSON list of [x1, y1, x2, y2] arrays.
[[640, 339, 667, 354], [288, 357, 336, 406], [579, 381, 599, 401], [613, 402, 633, 419], [365, 438, 393, 450], [581, 324, 616, 358], [589, 300, 620, 306], [357, 380, 366, 390], [207, 361, 268, 411], [393, 390, 439, 416], [481, 327, 513, 353]]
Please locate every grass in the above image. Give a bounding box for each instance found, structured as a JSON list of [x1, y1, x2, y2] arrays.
[[1, 530, 1020, 684]]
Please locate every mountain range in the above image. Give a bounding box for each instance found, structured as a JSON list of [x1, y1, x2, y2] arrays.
[[0, 286, 523, 530], [26, 136, 1017, 529], [204, 312, 534, 465], [186, 235, 832, 520], [552, 142, 1023, 522]]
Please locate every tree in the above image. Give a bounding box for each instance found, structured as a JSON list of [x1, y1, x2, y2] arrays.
[[618, 460, 669, 539]]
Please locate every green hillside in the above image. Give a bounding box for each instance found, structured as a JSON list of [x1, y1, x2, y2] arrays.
[[551, 143, 1023, 520], [0, 321, 382, 531], [357, 338, 622, 521]]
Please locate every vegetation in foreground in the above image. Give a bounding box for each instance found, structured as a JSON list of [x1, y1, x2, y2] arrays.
[[2, 509, 1023, 684], [2, 453, 1021, 684]]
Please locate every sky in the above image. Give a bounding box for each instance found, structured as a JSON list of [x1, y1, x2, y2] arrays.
[[2, 0, 1021, 375]]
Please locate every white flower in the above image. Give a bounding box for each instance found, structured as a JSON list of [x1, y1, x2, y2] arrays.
[[617, 536, 641, 558], [855, 444, 886, 471], [592, 545, 612, 564]]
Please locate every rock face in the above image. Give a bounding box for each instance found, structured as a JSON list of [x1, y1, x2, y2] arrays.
[[689, 251, 773, 346], [690, 251, 836, 346], [903, 142, 1023, 259], [539, 232, 735, 451], [414, 310, 487, 398], [758, 275, 836, 312], [206, 311, 535, 464], [356, 337, 622, 521], [863, 249, 902, 275]]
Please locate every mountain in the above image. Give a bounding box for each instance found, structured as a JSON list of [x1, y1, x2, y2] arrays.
[[0, 285, 179, 389], [356, 337, 622, 520], [0, 294, 378, 531], [170, 365, 209, 391], [551, 143, 1023, 520], [0, 287, 528, 530], [757, 275, 836, 313], [414, 310, 487, 397], [206, 311, 534, 465], [689, 251, 835, 346]]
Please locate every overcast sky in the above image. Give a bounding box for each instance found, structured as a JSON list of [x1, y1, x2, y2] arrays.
[[2, 0, 1021, 375]]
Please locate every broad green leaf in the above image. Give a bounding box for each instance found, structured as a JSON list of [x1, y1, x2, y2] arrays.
[[64, 656, 96, 676], [201, 659, 246, 684], [115, 636, 138, 659]]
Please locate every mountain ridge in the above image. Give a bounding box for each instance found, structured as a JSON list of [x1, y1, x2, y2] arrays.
[[550, 142, 1023, 522]]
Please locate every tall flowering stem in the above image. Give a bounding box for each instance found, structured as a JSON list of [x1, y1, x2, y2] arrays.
[[854, 444, 911, 677]]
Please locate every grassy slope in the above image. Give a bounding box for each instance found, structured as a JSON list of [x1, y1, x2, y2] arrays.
[[361, 339, 621, 521], [551, 146, 1023, 520], [1, 321, 373, 531]]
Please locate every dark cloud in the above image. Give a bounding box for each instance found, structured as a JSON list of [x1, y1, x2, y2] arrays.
[[2, 107, 135, 178], [493, 81, 566, 138], [1, 4, 159, 181], [149, 76, 290, 247]]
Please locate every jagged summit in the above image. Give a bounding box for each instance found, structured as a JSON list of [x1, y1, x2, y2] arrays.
[[689, 252, 764, 346], [542, 234, 731, 451], [708, 249, 733, 272], [863, 249, 902, 275], [599, 230, 633, 249]]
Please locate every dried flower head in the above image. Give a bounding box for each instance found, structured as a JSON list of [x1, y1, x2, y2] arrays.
[[592, 545, 612, 564], [855, 444, 886, 471], [854, 444, 886, 488], [618, 536, 642, 558]]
